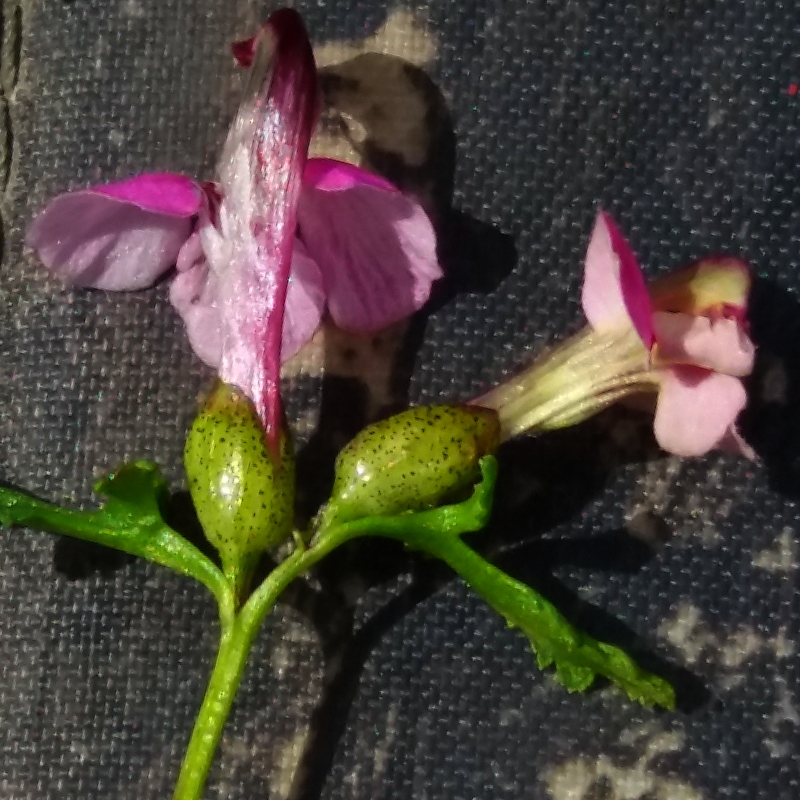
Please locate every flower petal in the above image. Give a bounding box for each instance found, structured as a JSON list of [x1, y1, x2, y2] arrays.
[[282, 241, 326, 362], [297, 178, 441, 332], [581, 211, 654, 347], [653, 311, 755, 377], [26, 176, 201, 290], [304, 157, 397, 192], [176, 229, 205, 273], [208, 9, 319, 442], [93, 173, 204, 217], [170, 237, 323, 368], [169, 254, 224, 369], [654, 366, 748, 457], [650, 257, 751, 319]]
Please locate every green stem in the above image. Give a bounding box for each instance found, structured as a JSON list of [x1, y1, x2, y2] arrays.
[[172, 620, 251, 800], [169, 504, 476, 800], [170, 458, 501, 800], [171, 533, 360, 800]]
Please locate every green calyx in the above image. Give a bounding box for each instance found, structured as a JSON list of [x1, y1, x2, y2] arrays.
[[319, 404, 500, 530], [184, 382, 295, 599]]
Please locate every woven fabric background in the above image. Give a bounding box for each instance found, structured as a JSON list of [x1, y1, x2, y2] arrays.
[[1, 1, 799, 798]]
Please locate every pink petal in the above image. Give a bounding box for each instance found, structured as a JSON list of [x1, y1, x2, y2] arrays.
[[282, 242, 326, 361], [170, 238, 324, 368], [581, 211, 654, 348], [26, 184, 196, 291], [653, 311, 755, 377], [297, 180, 441, 333], [93, 173, 204, 217], [208, 8, 318, 444], [176, 230, 205, 273], [303, 158, 397, 193], [169, 256, 223, 368], [653, 366, 748, 457]]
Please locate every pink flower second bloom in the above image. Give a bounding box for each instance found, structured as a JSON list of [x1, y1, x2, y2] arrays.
[[476, 212, 755, 458]]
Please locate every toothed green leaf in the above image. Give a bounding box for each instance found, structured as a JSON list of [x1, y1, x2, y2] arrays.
[[320, 456, 675, 709]]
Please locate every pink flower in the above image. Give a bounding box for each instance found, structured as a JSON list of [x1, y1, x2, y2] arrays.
[[25, 10, 441, 446], [477, 211, 755, 458]]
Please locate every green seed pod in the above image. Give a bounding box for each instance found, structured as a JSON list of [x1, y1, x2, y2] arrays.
[[321, 404, 500, 530], [184, 382, 295, 597]]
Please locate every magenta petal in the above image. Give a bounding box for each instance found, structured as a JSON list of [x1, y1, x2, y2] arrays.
[[169, 255, 223, 369], [653, 366, 748, 457], [94, 173, 204, 217], [27, 187, 194, 290], [282, 242, 326, 362], [297, 181, 441, 333], [303, 158, 397, 193], [231, 35, 257, 68], [653, 311, 755, 377], [581, 211, 654, 347]]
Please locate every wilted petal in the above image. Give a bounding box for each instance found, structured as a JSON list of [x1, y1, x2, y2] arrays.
[[650, 257, 751, 319], [653, 311, 755, 377], [581, 211, 654, 348], [654, 366, 747, 457], [282, 242, 326, 361], [297, 170, 441, 332], [27, 174, 203, 290]]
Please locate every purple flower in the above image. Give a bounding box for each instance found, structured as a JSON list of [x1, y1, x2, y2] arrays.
[[26, 9, 441, 447]]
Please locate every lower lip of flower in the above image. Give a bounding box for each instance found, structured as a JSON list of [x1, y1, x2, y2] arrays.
[[474, 326, 658, 440]]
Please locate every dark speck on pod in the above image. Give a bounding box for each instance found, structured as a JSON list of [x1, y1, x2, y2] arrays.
[[321, 404, 499, 528]]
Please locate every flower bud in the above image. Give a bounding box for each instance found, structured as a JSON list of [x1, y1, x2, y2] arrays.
[[320, 405, 500, 530], [184, 382, 295, 597]]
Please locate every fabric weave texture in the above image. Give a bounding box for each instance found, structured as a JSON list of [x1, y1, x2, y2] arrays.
[[0, 1, 798, 798]]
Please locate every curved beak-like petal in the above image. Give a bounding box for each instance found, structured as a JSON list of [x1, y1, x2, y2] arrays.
[[26, 173, 203, 291], [207, 9, 319, 442]]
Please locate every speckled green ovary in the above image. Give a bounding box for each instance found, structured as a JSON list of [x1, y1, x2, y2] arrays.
[[321, 405, 500, 529], [184, 383, 295, 582]]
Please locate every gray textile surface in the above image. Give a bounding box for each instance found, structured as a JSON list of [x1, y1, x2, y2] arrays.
[[1, 1, 799, 799]]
